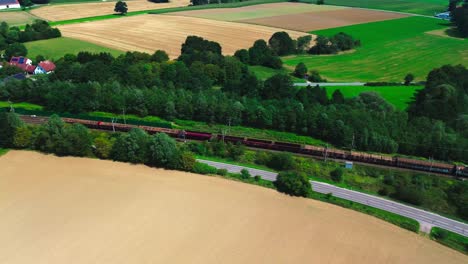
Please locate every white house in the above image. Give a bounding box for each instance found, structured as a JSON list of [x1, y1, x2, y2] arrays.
[[0, 0, 20, 10]]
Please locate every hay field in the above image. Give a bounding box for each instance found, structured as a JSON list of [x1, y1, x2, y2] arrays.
[[58, 15, 310, 58], [0, 150, 466, 264], [172, 2, 346, 21], [240, 8, 407, 32], [0, 11, 39, 26], [30, 0, 190, 21]]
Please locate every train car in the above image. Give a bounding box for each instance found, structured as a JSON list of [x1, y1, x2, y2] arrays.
[[218, 135, 245, 144], [394, 157, 455, 174], [326, 148, 347, 159], [455, 166, 468, 178], [138, 125, 180, 137], [243, 138, 274, 149], [301, 145, 325, 156], [271, 141, 302, 153], [185, 131, 213, 141]]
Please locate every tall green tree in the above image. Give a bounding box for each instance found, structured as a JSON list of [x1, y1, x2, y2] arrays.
[[0, 111, 23, 148], [275, 171, 311, 197], [114, 1, 128, 15], [148, 133, 179, 168], [111, 128, 149, 163]]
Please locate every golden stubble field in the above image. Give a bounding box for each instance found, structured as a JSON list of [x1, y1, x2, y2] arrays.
[[30, 0, 190, 21], [0, 150, 466, 264], [58, 15, 311, 58]]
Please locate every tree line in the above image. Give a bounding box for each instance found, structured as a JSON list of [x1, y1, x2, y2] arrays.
[[1, 35, 466, 162], [0, 20, 61, 60]]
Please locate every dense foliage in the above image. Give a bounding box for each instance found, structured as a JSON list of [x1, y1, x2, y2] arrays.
[[274, 171, 311, 197], [1, 35, 466, 162], [0, 21, 61, 59], [452, 3, 468, 37], [309, 32, 360, 55]]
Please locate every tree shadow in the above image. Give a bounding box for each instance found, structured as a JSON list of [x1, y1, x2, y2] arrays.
[[444, 28, 466, 39]]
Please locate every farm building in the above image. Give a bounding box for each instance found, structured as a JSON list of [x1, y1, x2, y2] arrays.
[[9, 57, 56, 74], [0, 0, 20, 10]]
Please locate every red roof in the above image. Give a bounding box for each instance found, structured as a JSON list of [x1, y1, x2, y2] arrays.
[[38, 61, 56, 72]]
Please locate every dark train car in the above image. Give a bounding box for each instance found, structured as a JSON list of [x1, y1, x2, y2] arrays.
[[455, 166, 468, 178], [138, 125, 180, 137], [271, 141, 302, 153], [218, 135, 245, 144], [185, 131, 212, 140], [301, 145, 325, 156], [243, 138, 274, 149], [394, 157, 454, 174]]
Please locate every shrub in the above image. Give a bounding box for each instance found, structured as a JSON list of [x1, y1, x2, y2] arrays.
[[93, 133, 115, 159], [316, 0, 324, 4], [330, 167, 344, 182], [254, 175, 261, 181], [307, 70, 326, 82], [275, 171, 311, 197], [267, 152, 295, 171], [240, 168, 251, 179], [216, 168, 228, 176], [294, 62, 308, 78], [177, 151, 196, 171], [193, 162, 217, 175]]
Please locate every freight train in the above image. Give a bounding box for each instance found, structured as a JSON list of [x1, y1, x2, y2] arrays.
[[37, 116, 467, 178]]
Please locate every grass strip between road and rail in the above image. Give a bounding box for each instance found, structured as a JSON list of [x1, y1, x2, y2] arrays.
[[430, 227, 468, 255], [0, 148, 9, 157]]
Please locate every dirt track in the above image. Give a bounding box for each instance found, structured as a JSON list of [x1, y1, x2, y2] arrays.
[[0, 150, 466, 264], [58, 15, 310, 58], [240, 8, 407, 32], [30, 0, 190, 21]]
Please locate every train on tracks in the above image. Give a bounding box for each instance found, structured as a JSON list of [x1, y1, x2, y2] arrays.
[[22, 115, 468, 178]]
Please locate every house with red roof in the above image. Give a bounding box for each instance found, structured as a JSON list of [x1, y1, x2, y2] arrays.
[[0, 0, 20, 9], [35, 60, 56, 74], [9, 56, 36, 74]]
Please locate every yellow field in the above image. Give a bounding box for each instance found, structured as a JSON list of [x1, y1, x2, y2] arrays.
[[0, 150, 466, 263], [0, 11, 39, 25], [58, 15, 310, 58], [30, 0, 190, 21]]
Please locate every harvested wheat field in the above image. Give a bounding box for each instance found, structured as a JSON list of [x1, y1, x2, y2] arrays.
[[0, 151, 466, 264], [30, 0, 189, 21], [58, 15, 310, 58], [0, 11, 39, 25], [171, 2, 346, 21], [240, 8, 407, 32]]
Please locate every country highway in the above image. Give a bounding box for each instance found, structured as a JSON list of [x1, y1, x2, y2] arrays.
[[197, 159, 468, 236]]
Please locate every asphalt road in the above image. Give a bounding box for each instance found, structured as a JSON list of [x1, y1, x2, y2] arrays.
[[197, 159, 468, 236], [294, 82, 366, 87]]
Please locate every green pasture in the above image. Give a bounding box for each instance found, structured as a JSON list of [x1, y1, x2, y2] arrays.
[[24, 37, 124, 60], [300, 0, 447, 16], [0, 101, 43, 110], [249, 65, 305, 82], [325, 85, 422, 110], [283, 17, 467, 82]]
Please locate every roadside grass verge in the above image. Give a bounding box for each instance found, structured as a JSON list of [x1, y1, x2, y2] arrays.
[[25, 37, 124, 60], [299, 0, 446, 16], [0, 101, 43, 110], [283, 17, 467, 82], [196, 155, 278, 172], [430, 227, 468, 254], [198, 159, 420, 233], [0, 148, 9, 156], [310, 191, 420, 232]]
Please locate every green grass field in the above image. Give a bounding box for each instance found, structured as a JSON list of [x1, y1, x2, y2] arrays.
[[283, 17, 467, 82], [325, 85, 422, 110], [300, 0, 447, 16], [24, 37, 124, 60], [0, 101, 43, 110], [249, 65, 305, 82]]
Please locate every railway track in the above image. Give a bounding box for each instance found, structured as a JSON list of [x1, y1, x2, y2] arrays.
[[18, 114, 467, 178]]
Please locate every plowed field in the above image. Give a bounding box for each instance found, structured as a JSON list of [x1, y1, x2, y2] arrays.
[[0, 150, 466, 264], [240, 8, 407, 31]]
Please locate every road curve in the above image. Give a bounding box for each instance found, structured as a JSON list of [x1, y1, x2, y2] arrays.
[[197, 159, 468, 236]]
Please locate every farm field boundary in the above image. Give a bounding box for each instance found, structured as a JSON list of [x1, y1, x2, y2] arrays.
[[57, 15, 310, 58], [283, 17, 468, 82]]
